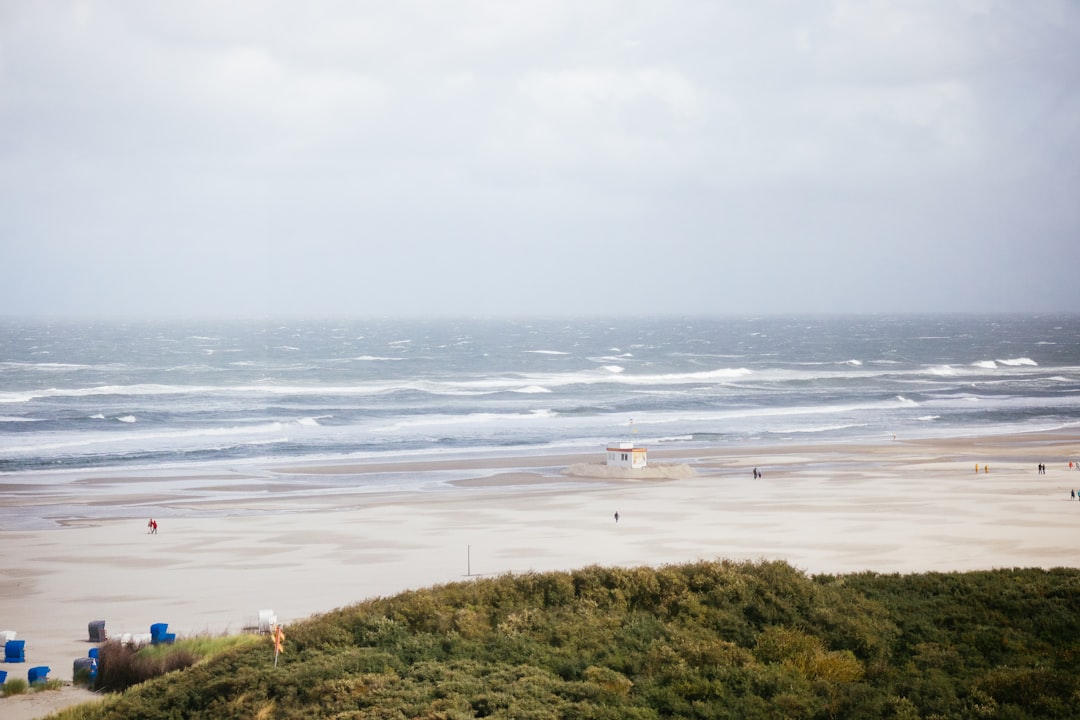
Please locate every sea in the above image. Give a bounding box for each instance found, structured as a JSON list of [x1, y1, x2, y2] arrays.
[[3, 313, 1079, 475]]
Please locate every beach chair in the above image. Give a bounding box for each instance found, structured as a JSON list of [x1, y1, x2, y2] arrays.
[[259, 609, 277, 634], [4, 639, 25, 662], [0, 630, 15, 644], [89, 647, 100, 659], [73, 657, 95, 680], [0, 669, 8, 684], [150, 623, 169, 644], [131, 633, 152, 647], [28, 666, 50, 684], [88, 620, 107, 642]]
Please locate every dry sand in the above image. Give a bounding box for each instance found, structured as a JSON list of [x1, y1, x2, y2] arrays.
[[2, 431, 1079, 718]]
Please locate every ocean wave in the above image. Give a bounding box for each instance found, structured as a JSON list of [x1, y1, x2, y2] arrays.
[[526, 350, 570, 355], [512, 386, 552, 394], [766, 423, 868, 435], [0, 421, 292, 455], [972, 360, 998, 369], [116, 415, 137, 423], [371, 409, 557, 433], [997, 357, 1038, 367]]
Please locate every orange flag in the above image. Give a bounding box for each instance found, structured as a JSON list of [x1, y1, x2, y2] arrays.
[[272, 624, 285, 665]]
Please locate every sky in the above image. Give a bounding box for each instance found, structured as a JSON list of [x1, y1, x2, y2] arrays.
[[1, 1, 1078, 317]]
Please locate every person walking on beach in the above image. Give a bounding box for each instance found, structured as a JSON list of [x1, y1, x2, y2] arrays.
[[614, 511, 619, 523], [147, 518, 154, 534], [151, 519, 158, 534], [753, 468, 759, 479]]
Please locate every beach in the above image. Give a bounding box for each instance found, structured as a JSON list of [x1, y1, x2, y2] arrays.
[[2, 430, 1079, 718]]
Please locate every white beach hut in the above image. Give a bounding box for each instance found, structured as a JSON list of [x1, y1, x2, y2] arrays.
[[606, 441, 648, 469]]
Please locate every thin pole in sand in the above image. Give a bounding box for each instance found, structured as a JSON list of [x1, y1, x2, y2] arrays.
[[467, 544, 471, 576]]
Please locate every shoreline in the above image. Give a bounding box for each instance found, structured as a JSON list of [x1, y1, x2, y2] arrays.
[[2, 429, 1079, 717]]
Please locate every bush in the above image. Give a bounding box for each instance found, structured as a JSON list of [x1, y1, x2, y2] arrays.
[[95, 640, 198, 692], [2, 677, 29, 696]]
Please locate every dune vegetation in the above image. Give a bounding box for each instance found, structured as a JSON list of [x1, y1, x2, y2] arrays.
[[56, 560, 1080, 719]]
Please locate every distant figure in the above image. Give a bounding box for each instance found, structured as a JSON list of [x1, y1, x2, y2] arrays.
[[614, 511, 619, 523], [151, 519, 158, 534], [984, 464, 989, 474], [1071, 489, 1075, 500], [753, 468, 759, 479], [147, 518, 154, 534], [975, 463, 979, 473]]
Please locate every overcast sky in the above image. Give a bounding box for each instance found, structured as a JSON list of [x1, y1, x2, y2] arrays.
[[1, 1, 1078, 317]]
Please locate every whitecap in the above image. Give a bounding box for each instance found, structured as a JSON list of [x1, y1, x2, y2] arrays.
[[601, 365, 625, 374], [512, 386, 552, 394], [89, 413, 106, 419], [972, 360, 997, 369], [115, 415, 137, 423], [917, 415, 940, 421], [997, 357, 1038, 367], [526, 350, 569, 355]]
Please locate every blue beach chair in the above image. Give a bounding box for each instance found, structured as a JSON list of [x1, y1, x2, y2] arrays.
[[28, 666, 50, 684], [4, 639, 25, 662], [150, 623, 169, 644], [0, 669, 8, 684]]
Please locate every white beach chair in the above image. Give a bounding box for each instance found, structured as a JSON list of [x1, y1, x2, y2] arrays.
[[131, 633, 152, 647], [0, 630, 15, 643], [258, 609, 277, 634]]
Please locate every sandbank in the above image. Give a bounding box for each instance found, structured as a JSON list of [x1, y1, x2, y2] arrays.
[[2, 430, 1079, 718]]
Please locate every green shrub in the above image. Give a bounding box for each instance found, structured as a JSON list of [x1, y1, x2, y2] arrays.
[[2, 677, 29, 696], [44, 562, 1080, 720]]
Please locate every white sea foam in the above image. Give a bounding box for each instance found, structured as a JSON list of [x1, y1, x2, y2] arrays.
[[927, 365, 957, 376], [600, 365, 625, 373], [767, 423, 868, 435], [997, 357, 1038, 366], [512, 386, 552, 394], [526, 350, 570, 355], [89, 413, 106, 419], [918, 415, 940, 421], [972, 361, 997, 369]]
